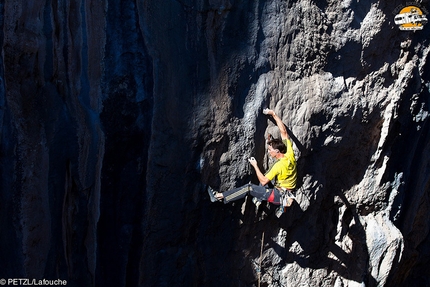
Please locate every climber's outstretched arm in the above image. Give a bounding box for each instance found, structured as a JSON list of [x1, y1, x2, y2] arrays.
[[263, 109, 289, 140]]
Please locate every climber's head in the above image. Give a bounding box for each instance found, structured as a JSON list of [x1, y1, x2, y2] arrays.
[[267, 139, 286, 155]]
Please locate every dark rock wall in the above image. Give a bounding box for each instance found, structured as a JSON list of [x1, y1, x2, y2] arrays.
[[1, 0, 107, 285], [0, 0, 429, 286]]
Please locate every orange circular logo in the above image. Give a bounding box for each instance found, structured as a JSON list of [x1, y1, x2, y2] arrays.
[[394, 6, 428, 30]]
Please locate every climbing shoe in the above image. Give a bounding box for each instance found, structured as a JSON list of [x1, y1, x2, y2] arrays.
[[207, 186, 221, 202]]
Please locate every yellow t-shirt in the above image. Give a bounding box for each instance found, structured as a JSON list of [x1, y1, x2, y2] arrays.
[[265, 138, 297, 189]]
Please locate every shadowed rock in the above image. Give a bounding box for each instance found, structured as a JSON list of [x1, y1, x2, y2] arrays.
[[0, 0, 429, 286]]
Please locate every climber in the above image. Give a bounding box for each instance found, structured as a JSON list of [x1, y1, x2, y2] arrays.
[[208, 108, 297, 216]]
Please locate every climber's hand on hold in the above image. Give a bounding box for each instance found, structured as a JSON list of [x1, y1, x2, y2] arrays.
[[249, 157, 269, 185], [263, 108, 274, 116], [248, 157, 257, 167]]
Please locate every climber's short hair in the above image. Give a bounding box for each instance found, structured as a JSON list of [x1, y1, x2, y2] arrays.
[[267, 138, 286, 154]]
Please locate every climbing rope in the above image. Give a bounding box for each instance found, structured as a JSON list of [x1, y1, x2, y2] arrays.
[[258, 231, 265, 287]]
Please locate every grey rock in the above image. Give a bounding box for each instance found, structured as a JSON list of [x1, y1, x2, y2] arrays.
[[0, 0, 429, 286]]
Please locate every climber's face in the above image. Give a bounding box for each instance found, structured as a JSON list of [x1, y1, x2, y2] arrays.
[[267, 145, 279, 158]]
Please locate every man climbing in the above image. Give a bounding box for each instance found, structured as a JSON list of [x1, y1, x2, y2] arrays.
[[208, 108, 297, 216]]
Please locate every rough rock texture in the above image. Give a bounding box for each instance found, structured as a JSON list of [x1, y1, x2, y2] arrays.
[[1, 0, 429, 286]]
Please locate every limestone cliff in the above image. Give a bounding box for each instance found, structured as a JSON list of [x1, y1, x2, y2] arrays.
[[0, 0, 429, 286]]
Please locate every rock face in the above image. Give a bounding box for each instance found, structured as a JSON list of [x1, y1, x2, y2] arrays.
[[1, 0, 429, 286]]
